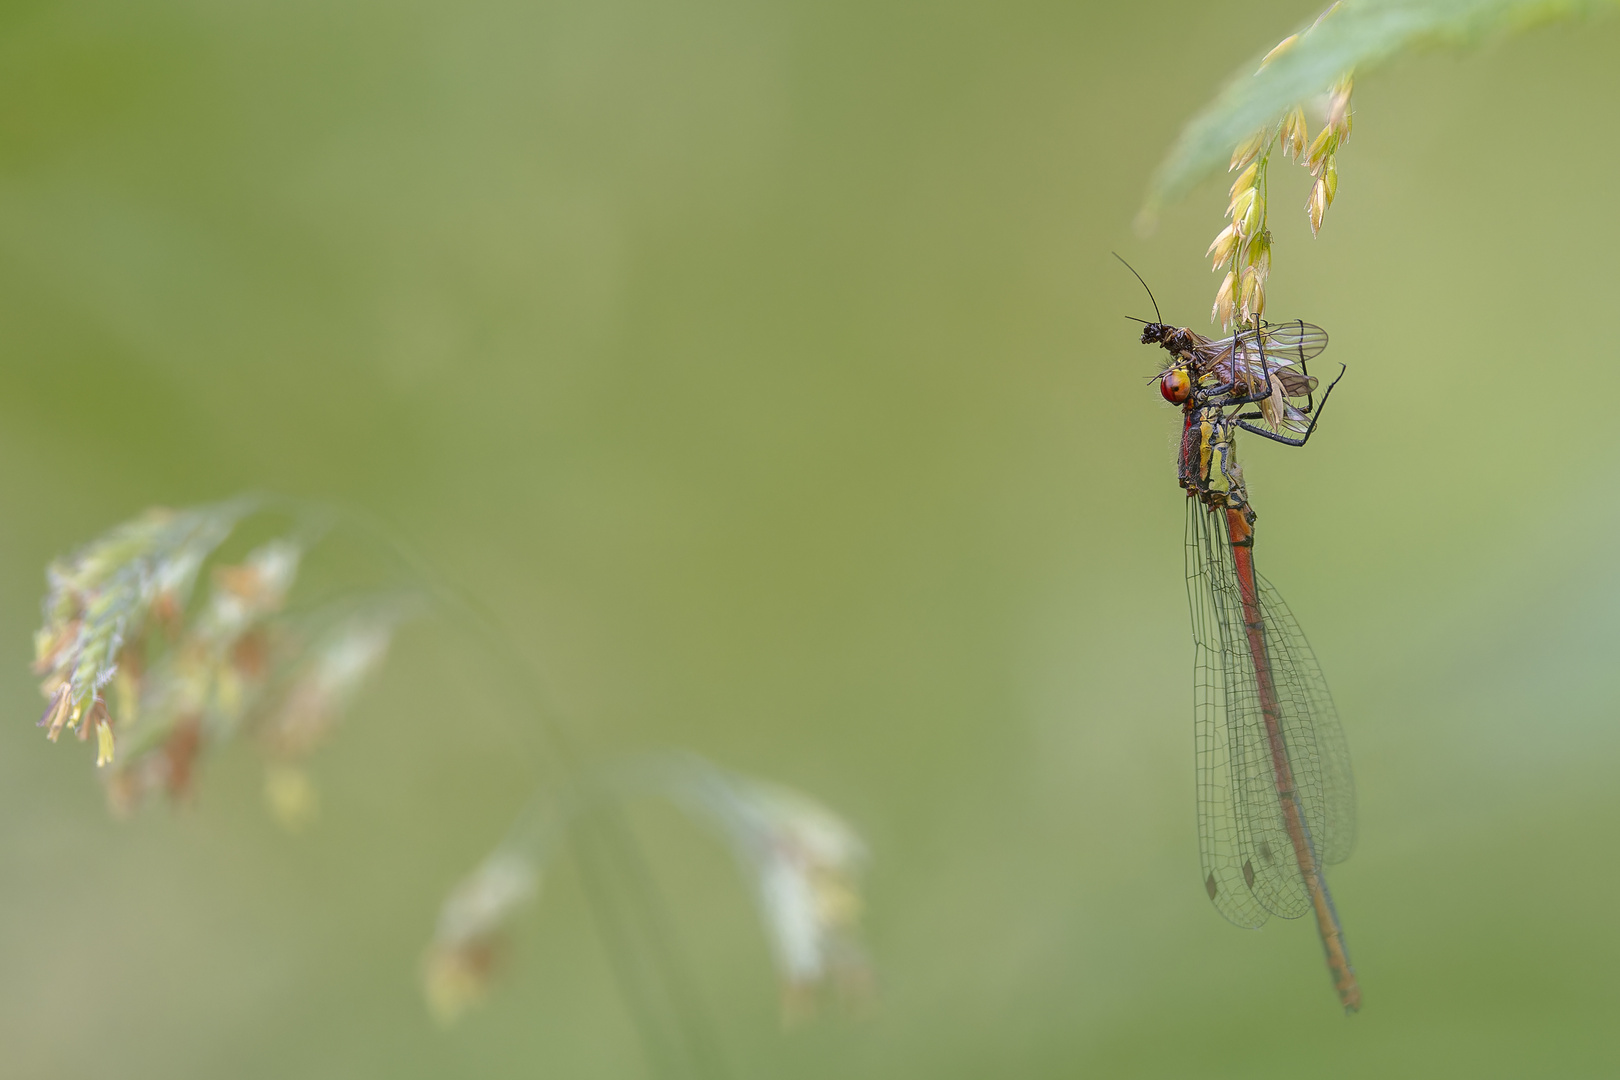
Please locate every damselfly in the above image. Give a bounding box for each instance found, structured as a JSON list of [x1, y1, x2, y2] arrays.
[[1124, 260, 1360, 1012]]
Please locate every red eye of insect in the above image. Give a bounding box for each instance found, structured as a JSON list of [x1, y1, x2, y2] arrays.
[[1160, 368, 1192, 404]]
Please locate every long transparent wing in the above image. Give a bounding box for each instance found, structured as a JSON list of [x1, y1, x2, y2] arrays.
[[1187, 499, 1263, 926], [1187, 500, 1354, 925], [1247, 320, 1328, 364], [1201, 321, 1329, 398], [1257, 574, 1357, 864], [1187, 500, 1279, 927], [1210, 513, 1312, 921]]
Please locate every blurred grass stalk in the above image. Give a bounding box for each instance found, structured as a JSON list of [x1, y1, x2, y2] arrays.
[[27, 495, 871, 1079]]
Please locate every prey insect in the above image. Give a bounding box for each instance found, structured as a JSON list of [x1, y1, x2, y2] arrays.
[[1122, 257, 1361, 1013], [1118, 255, 1334, 441]]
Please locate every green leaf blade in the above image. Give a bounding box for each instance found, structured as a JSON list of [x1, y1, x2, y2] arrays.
[[1141, 0, 1620, 221]]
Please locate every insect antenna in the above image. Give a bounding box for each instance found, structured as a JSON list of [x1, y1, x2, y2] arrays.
[[1112, 252, 1162, 324]]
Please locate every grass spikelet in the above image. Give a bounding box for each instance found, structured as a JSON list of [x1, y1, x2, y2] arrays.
[[1197, 8, 1364, 331], [422, 850, 542, 1023], [33, 499, 257, 746], [1139, 0, 1604, 220], [32, 498, 419, 818], [253, 598, 417, 763], [659, 756, 870, 1021], [422, 754, 871, 1026], [1211, 134, 1273, 331], [1304, 74, 1353, 235], [264, 764, 321, 831]]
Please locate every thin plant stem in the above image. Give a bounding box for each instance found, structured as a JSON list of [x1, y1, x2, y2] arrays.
[[273, 494, 728, 1080]]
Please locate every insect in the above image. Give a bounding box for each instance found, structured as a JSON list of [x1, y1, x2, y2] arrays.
[[1118, 257, 1333, 440], [1143, 318, 1327, 433], [1122, 257, 1361, 1012]]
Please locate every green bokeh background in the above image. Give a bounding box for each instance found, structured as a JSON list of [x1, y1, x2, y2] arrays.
[[2, 1, 1618, 1076]]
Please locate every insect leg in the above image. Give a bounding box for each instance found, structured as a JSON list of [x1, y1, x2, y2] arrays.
[[1233, 365, 1346, 447]]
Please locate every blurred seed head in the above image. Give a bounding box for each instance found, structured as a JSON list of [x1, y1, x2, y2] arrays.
[[1259, 33, 1300, 69], [255, 603, 413, 763], [1327, 75, 1354, 144], [264, 764, 320, 831], [662, 757, 871, 1018], [1280, 107, 1308, 160], [36, 502, 877, 1038], [422, 755, 873, 1026], [95, 715, 116, 766], [422, 851, 541, 1024], [1229, 130, 1267, 172], [32, 501, 254, 744], [30, 499, 415, 822]]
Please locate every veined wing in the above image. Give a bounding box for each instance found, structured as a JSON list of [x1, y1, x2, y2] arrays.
[[1202, 321, 1328, 398], [1198, 321, 1327, 357], [1186, 500, 1295, 926], [1187, 499, 1327, 924], [1247, 320, 1329, 364], [1270, 398, 1316, 436], [1187, 498, 1267, 927], [1257, 573, 1356, 865]]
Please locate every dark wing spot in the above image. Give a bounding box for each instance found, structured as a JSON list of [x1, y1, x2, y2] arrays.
[[1243, 859, 1256, 888], [1258, 841, 1275, 865], [1206, 873, 1219, 900]]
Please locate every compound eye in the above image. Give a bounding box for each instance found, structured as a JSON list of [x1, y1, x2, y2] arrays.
[[1160, 368, 1192, 403]]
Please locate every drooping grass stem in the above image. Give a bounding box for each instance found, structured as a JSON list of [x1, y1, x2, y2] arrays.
[[288, 496, 730, 1080]]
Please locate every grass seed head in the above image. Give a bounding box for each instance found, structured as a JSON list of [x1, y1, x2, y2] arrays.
[[1230, 130, 1267, 172], [32, 501, 252, 741], [1212, 128, 1276, 330], [30, 498, 422, 822], [1246, 231, 1272, 276], [1229, 162, 1259, 199], [666, 760, 871, 1017], [95, 716, 116, 767], [1280, 107, 1308, 160], [1327, 75, 1354, 144], [422, 851, 542, 1024], [1260, 372, 1288, 429], [1206, 4, 1356, 298], [265, 764, 320, 830], [1207, 224, 1240, 269], [1307, 177, 1329, 235], [1259, 33, 1300, 69], [1213, 269, 1238, 326], [1239, 266, 1265, 323]]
